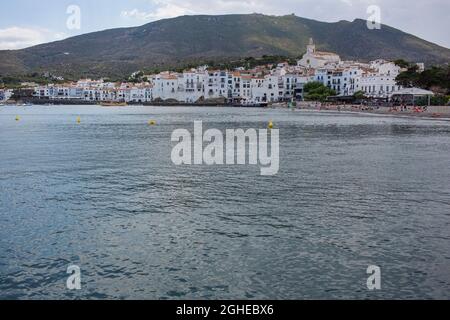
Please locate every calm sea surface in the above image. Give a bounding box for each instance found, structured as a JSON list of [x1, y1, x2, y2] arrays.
[[1, 105, 450, 299]]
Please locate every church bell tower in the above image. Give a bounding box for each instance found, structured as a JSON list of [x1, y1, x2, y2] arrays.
[[307, 38, 316, 54]]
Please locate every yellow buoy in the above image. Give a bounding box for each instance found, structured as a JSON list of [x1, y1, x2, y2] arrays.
[[268, 121, 274, 129], [15, 116, 20, 121], [148, 120, 156, 126], [76, 117, 81, 124]]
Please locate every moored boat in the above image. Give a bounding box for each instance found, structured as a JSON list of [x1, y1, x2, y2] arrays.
[[100, 101, 127, 107]]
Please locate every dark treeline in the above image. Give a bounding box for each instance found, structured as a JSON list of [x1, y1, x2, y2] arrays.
[[142, 55, 302, 75], [395, 59, 450, 95]]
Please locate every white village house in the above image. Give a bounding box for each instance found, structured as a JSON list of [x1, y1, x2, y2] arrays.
[[30, 39, 412, 105], [0, 88, 14, 102]]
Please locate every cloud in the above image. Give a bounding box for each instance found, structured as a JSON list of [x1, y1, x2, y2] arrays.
[[0, 27, 67, 50], [121, 0, 194, 21]]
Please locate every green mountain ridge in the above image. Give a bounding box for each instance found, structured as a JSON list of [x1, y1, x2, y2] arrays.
[[1, 14, 449, 79]]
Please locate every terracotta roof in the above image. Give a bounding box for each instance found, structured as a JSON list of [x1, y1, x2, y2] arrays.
[[313, 51, 340, 57]]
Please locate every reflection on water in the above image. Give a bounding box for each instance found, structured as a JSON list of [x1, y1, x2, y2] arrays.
[[1, 106, 450, 299]]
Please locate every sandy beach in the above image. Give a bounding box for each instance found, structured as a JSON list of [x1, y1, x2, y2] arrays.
[[294, 103, 450, 121]]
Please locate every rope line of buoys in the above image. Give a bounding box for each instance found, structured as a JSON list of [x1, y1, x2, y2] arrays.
[[14, 116, 161, 126]]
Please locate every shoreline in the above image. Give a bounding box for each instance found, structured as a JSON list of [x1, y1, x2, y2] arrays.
[[4, 99, 268, 109], [295, 104, 450, 121], [322, 109, 450, 122], [3, 101, 449, 121]]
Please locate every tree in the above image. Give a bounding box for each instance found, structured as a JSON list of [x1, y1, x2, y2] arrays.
[[394, 59, 410, 69], [396, 65, 450, 94], [353, 90, 367, 100], [415, 95, 449, 106], [396, 64, 420, 88], [304, 82, 336, 102]]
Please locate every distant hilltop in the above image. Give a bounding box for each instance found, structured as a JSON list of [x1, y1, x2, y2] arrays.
[[0, 14, 449, 78]]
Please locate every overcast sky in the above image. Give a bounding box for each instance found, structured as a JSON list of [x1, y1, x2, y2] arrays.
[[0, 0, 449, 50]]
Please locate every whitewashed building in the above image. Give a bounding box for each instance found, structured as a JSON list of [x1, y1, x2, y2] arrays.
[[298, 38, 341, 69], [360, 74, 403, 98], [359, 60, 403, 98], [180, 70, 206, 103], [0, 89, 13, 101], [27, 41, 410, 105]]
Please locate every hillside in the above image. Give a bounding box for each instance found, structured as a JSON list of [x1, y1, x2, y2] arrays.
[[0, 14, 449, 79]]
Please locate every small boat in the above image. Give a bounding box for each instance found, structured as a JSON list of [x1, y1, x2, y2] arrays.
[[288, 100, 297, 109], [100, 102, 127, 107], [269, 102, 287, 109], [234, 103, 268, 108]]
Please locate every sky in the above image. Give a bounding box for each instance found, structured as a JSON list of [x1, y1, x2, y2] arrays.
[[0, 0, 449, 50]]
